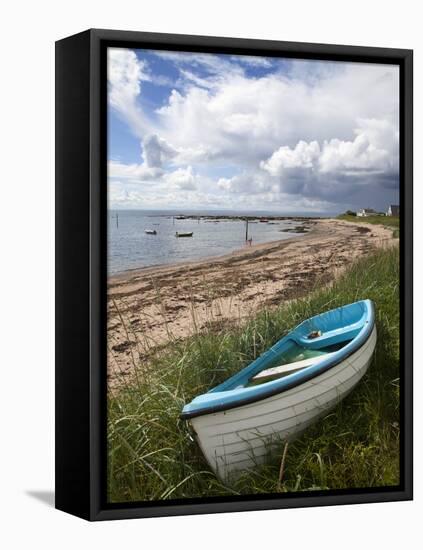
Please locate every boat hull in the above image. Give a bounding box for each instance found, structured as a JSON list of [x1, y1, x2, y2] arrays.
[[190, 326, 376, 482]]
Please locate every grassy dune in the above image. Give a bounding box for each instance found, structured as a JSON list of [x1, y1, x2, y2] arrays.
[[338, 214, 400, 238], [108, 244, 400, 503]]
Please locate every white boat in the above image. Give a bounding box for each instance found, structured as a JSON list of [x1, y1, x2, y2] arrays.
[[181, 300, 376, 482], [145, 229, 157, 235]]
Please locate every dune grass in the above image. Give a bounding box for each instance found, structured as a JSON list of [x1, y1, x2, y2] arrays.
[[107, 244, 400, 503], [338, 213, 399, 231]]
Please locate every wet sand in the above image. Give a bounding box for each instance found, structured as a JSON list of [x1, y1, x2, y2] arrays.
[[107, 219, 395, 385]]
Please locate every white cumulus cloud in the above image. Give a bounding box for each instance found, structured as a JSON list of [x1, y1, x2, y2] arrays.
[[108, 50, 399, 211], [108, 48, 152, 136], [261, 141, 321, 174], [164, 166, 198, 190]]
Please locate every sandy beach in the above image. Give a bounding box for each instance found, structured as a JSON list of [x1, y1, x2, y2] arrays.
[[107, 218, 395, 384]]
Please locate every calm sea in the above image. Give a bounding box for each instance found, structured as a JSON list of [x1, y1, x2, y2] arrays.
[[107, 210, 311, 275]]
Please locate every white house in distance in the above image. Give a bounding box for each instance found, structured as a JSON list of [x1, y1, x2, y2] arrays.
[[386, 204, 399, 216], [357, 208, 376, 217]]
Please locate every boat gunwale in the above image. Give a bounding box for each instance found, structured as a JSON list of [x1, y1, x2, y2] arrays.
[[181, 300, 375, 420]]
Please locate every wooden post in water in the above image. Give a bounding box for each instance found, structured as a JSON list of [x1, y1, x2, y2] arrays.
[[245, 218, 249, 241], [116, 213, 119, 229]]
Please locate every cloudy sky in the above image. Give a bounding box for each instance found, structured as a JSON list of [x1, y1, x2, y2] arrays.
[[108, 48, 399, 214]]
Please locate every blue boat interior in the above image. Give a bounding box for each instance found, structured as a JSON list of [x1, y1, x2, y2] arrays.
[[181, 299, 375, 418]]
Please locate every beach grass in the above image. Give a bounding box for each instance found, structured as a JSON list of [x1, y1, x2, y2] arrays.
[[107, 244, 400, 503], [338, 213, 399, 230]]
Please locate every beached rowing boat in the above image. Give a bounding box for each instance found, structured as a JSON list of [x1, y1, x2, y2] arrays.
[[145, 229, 157, 235], [175, 231, 193, 237], [181, 299, 376, 481]]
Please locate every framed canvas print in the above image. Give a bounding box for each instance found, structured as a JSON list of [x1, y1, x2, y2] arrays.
[[55, 29, 413, 521]]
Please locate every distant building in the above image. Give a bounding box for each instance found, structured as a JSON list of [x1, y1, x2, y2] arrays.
[[357, 208, 376, 217], [386, 204, 399, 217]]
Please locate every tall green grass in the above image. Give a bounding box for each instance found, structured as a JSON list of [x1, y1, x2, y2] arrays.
[[108, 245, 400, 503]]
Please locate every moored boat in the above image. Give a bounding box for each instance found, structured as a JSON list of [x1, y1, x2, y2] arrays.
[[181, 300, 376, 481], [145, 229, 157, 235], [175, 231, 193, 237]]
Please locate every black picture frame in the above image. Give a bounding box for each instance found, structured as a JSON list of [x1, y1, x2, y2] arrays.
[[55, 28, 413, 521]]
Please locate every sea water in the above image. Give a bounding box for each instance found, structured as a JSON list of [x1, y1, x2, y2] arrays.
[[108, 210, 310, 275]]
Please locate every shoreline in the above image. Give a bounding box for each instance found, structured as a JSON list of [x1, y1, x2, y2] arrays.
[[108, 229, 313, 283], [108, 217, 316, 280], [107, 219, 395, 385]]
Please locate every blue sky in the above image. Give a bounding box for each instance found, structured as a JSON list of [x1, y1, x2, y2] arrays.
[[108, 48, 399, 213]]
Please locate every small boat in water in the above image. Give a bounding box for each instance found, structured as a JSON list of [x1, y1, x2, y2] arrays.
[[145, 229, 157, 235], [175, 231, 193, 237], [181, 300, 376, 481]]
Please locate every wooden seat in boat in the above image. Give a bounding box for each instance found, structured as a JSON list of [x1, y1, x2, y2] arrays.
[[251, 352, 336, 383]]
